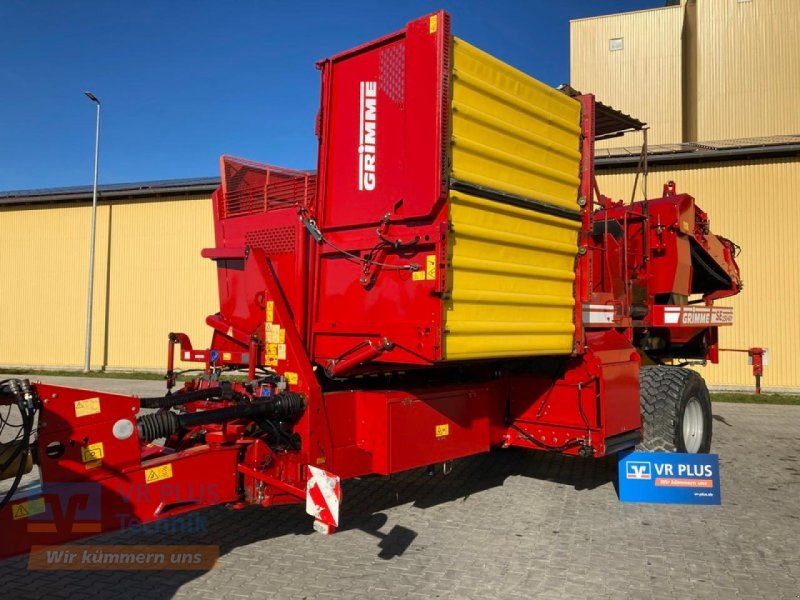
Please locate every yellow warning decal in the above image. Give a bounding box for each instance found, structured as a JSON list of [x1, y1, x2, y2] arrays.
[[81, 442, 104, 463], [12, 497, 46, 520], [435, 424, 449, 438], [279, 328, 286, 344], [267, 343, 287, 362], [222, 352, 232, 361], [266, 323, 281, 344], [285, 372, 299, 385], [266, 300, 274, 323], [145, 463, 173, 484], [75, 397, 101, 418], [315, 456, 327, 465], [429, 14, 438, 34], [412, 270, 426, 281], [426, 255, 437, 280]]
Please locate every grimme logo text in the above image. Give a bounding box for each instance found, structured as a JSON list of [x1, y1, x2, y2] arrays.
[[358, 81, 377, 191]]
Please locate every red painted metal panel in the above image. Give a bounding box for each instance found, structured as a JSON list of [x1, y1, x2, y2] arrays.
[[35, 385, 141, 484], [208, 156, 313, 346], [503, 329, 640, 456], [317, 11, 448, 227], [310, 11, 451, 369], [585, 330, 641, 440], [575, 94, 596, 354], [353, 386, 491, 475]]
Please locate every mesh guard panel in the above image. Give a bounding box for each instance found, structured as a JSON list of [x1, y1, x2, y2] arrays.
[[219, 155, 316, 219], [244, 226, 296, 255]]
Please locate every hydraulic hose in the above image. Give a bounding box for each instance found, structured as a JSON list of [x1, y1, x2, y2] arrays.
[[136, 392, 306, 442], [138, 384, 234, 409], [0, 380, 37, 512], [508, 422, 584, 453]]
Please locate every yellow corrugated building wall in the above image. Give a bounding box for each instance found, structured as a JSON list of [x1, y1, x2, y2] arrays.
[[597, 158, 800, 391], [0, 195, 218, 370], [572, 0, 800, 145], [693, 0, 800, 141], [570, 6, 684, 148]]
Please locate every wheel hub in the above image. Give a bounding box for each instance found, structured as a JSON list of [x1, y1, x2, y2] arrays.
[[683, 397, 705, 453]]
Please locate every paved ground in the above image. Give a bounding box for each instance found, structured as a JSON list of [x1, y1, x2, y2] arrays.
[[1, 375, 798, 599]]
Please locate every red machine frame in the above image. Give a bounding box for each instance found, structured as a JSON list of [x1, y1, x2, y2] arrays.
[[0, 11, 742, 559]]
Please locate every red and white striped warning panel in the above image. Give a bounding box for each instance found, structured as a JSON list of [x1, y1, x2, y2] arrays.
[[650, 305, 734, 327], [306, 465, 341, 532]]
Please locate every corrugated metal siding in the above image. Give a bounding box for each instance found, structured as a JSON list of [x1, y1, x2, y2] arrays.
[[445, 38, 582, 360], [103, 198, 217, 369], [0, 203, 108, 367], [694, 0, 800, 140], [570, 6, 683, 148], [572, 0, 800, 145], [681, 0, 698, 142], [597, 158, 800, 390], [451, 37, 582, 211], [445, 191, 579, 359], [0, 195, 217, 370]]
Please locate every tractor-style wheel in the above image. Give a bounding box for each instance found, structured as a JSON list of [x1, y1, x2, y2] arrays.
[[638, 366, 713, 453]]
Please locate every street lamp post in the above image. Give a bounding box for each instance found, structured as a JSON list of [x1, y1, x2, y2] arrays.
[[83, 91, 100, 372]]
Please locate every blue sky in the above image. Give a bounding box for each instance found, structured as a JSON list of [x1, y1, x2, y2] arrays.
[[0, 1, 664, 191]]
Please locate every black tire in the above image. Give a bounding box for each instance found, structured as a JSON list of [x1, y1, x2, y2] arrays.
[[638, 366, 712, 453]]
